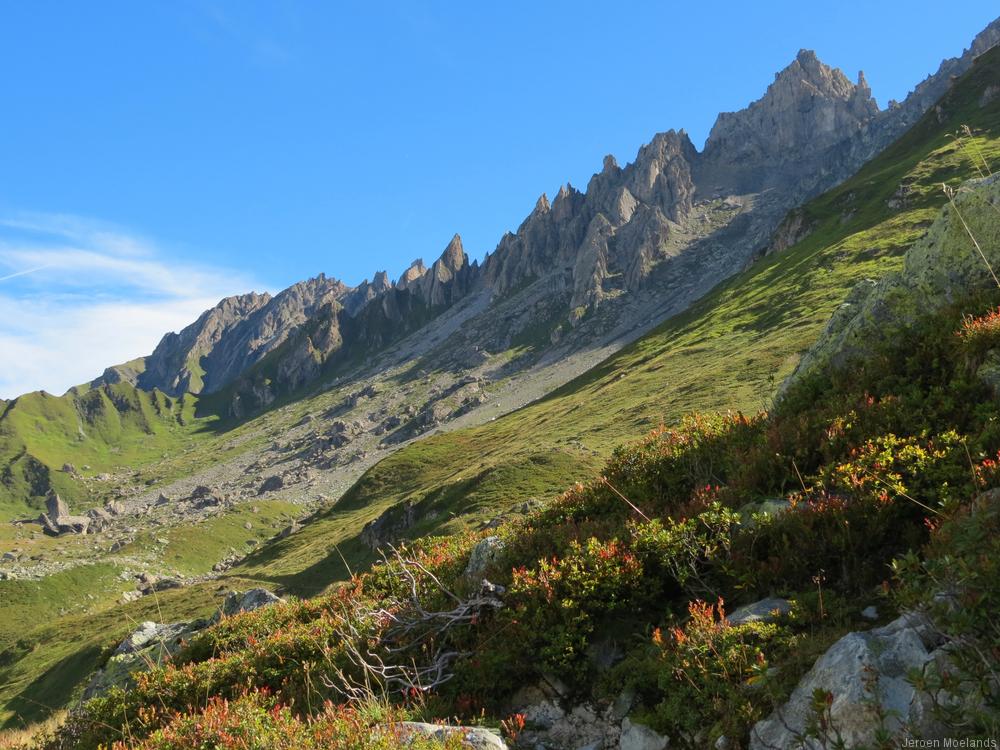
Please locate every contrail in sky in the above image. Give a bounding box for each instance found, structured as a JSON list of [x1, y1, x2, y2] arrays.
[[0, 265, 50, 282]]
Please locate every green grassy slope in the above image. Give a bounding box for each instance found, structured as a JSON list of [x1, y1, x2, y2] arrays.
[[0, 384, 215, 517]]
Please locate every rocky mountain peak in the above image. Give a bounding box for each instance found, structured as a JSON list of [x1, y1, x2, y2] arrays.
[[396, 259, 427, 290], [440, 233, 466, 273], [701, 49, 879, 192], [533, 193, 550, 214], [971, 17, 1000, 56]]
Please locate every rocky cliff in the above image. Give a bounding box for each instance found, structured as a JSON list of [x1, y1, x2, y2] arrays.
[[90, 18, 1000, 414]]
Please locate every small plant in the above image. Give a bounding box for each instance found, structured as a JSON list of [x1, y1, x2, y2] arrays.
[[957, 306, 1000, 362]]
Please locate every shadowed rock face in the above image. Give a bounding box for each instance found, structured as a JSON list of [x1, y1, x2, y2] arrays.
[[90, 19, 1000, 410]]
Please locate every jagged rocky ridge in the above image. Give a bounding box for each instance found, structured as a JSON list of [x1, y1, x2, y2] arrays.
[[95, 20, 1000, 415]]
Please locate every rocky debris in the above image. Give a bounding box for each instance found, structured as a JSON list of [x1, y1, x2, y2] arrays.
[[105, 500, 126, 516], [361, 500, 418, 549], [258, 474, 284, 494], [277, 520, 302, 539], [190, 485, 215, 500], [86, 507, 114, 532], [61, 462, 77, 475], [728, 597, 792, 626], [155, 493, 170, 506], [393, 721, 506, 749], [750, 613, 948, 749], [464, 536, 505, 580], [511, 681, 627, 749]]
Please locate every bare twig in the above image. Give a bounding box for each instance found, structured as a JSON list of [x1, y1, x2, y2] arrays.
[[601, 476, 651, 522]]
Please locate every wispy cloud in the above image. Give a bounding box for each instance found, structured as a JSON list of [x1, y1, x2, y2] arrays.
[[0, 212, 265, 399]]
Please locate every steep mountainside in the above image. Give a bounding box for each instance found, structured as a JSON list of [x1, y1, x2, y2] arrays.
[[35, 146, 1000, 750], [238, 41, 1000, 588], [90, 17, 1000, 414], [1, 25, 999, 740]]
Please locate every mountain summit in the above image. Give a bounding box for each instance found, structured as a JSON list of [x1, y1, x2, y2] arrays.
[[87, 20, 1000, 418]]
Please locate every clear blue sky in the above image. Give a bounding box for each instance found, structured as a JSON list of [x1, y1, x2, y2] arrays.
[[0, 1, 996, 397]]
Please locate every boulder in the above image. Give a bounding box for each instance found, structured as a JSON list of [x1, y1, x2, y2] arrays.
[[84, 620, 203, 699], [214, 588, 283, 621], [620, 717, 669, 750], [393, 722, 506, 749], [749, 613, 947, 749], [464, 536, 505, 580], [86, 507, 113, 532], [728, 597, 792, 625], [45, 491, 70, 520], [258, 475, 284, 494]]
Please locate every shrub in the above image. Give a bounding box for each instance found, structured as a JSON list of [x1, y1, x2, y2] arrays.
[[957, 306, 1000, 364], [504, 538, 643, 680], [112, 692, 460, 750]]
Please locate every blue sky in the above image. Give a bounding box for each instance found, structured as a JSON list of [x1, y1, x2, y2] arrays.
[[0, 2, 997, 398]]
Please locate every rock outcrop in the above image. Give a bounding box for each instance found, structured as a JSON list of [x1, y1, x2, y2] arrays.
[[84, 588, 284, 700], [750, 614, 948, 749], [700, 50, 879, 196], [786, 175, 1000, 388], [37, 491, 90, 536]]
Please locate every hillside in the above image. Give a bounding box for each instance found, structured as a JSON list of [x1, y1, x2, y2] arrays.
[[230, 43, 1000, 588], [1, 41, 998, 746], [36, 172, 1000, 749]]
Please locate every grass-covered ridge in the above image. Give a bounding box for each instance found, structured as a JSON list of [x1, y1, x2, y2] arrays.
[[0, 384, 212, 517]]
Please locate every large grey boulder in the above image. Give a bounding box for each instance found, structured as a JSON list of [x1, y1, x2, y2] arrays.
[[46, 491, 70, 520], [786, 176, 1000, 389], [750, 614, 946, 749], [215, 588, 282, 621]]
